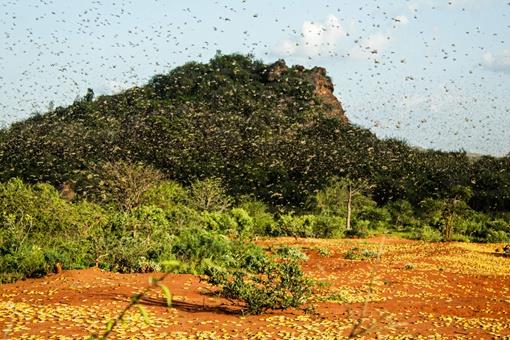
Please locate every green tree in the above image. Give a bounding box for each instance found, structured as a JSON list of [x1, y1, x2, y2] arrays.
[[313, 177, 374, 231], [420, 185, 473, 241]]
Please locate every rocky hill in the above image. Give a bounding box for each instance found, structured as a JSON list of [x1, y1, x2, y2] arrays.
[[0, 53, 508, 210]]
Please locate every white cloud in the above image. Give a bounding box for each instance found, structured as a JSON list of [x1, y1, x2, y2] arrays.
[[483, 50, 510, 74], [272, 15, 346, 58], [348, 33, 392, 60], [346, 13, 407, 61], [273, 12, 408, 61]]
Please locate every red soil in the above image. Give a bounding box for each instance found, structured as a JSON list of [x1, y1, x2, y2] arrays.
[[1, 237, 509, 339]]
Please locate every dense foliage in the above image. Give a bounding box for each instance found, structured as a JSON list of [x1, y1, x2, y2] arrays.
[[0, 54, 509, 303], [1, 177, 508, 284], [1, 53, 508, 213], [0, 177, 315, 313]]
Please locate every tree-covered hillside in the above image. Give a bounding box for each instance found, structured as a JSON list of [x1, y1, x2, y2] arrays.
[[0, 53, 509, 212]]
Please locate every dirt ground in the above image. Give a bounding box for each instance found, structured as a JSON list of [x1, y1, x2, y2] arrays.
[[1, 237, 509, 339]]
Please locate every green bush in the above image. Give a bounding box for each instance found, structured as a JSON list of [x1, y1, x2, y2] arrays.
[[82, 161, 164, 211], [0, 179, 109, 238], [169, 227, 272, 275], [357, 206, 391, 230], [0, 239, 91, 283], [0, 179, 109, 281], [0, 179, 80, 236], [387, 199, 419, 230], [0, 244, 47, 282], [455, 218, 485, 240], [167, 224, 310, 314], [311, 215, 344, 238], [486, 230, 510, 243], [272, 245, 309, 261], [88, 208, 174, 273], [162, 204, 203, 232], [141, 180, 188, 209], [272, 213, 314, 238], [201, 208, 254, 239], [486, 220, 510, 233], [170, 228, 233, 274], [346, 220, 370, 238], [206, 256, 312, 315], [414, 225, 443, 242], [450, 233, 471, 242], [344, 247, 379, 260], [238, 198, 276, 236], [263, 213, 344, 238]]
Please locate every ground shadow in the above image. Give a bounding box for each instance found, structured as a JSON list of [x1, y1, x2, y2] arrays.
[[81, 288, 243, 315], [139, 295, 242, 315], [492, 252, 510, 258]]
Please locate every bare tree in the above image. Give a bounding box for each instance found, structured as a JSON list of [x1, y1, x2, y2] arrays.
[[345, 179, 374, 231], [97, 160, 163, 211], [314, 177, 374, 231]]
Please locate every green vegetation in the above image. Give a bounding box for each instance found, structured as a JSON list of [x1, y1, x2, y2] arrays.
[[344, 247, 380, 261], [2, 175, 507, 283], [1, 53, 509, 214], [0, 54, 509, 314]]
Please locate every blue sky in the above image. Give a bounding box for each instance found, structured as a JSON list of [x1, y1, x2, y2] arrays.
[[1, 0, 509, 155]]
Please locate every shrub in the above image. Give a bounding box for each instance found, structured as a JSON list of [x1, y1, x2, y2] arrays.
[[88, 208, 174, 273], [314, 246, 331, 257], [187, 178, 232, 212], [0, 239, 91, 283], [85, 161, 164, 211], [272, 213, 314, 238], [451, 233, 471, 242], [486, 230, 510, 243], [272, 245, 309, 261], [0, 178, 108, 238], [0, 244, 47, 282], [238, 198, 276, 236], [455, 218, 485, 240], [169, 228, 271, 275], [231, 241, 271, 273], [344, 247, 379, 260], [170, 228, 233, 274], [346, 220, 370, 238], [229, 208, 254, 239], [387, 199, 419, 230], [206, 257, 312, 315], [357, 206, 391, 230], [162, 204, 203, 232], [201, 208, 254, 239], [414, 225, 442, 242], [311, 215, 344, 238], [141, 180, 188, 209], [486, 219, 510, 233]]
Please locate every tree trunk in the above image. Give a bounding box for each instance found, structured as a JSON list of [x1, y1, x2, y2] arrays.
[[444, 213, 453, 242], [346, 185, 352, 231]]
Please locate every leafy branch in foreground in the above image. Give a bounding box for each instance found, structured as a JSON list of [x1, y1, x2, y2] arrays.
[[348, 237, 386, 338], [90, 273, 172, 339]]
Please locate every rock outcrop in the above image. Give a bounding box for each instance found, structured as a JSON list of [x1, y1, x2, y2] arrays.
[[264, 60, 348, 123], [308, 67, 347, 123]]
